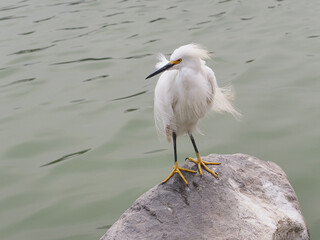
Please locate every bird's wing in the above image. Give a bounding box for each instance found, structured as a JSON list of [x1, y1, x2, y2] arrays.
[[205, 66, 241, 119], [205, 68, 215, 106], [154, 70, 178, 141]]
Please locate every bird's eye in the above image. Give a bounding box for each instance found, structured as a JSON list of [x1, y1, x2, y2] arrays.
[[169, 58, 182, 65]]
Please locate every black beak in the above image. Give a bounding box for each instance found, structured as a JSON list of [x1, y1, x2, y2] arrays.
[[145, 62, 174, 79]]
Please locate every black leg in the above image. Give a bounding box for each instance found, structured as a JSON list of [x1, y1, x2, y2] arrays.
[[173, 131, 177, 163], [162, 131, 196, 185], [189, 133, 199, 154], [187, 133, 220, 178]]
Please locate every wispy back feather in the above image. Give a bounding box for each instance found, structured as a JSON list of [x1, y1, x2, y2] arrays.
[[213, 85, 241, 119]]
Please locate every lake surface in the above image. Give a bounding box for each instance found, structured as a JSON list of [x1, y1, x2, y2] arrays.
[[1, 0, 319, 239]]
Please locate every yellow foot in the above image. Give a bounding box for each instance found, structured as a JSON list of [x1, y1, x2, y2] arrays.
[[162, 162, 196, 185], [187, 153, 220, 178]]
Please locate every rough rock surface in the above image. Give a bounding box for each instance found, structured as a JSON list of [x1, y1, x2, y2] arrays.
[[100, 153, 309, 240]]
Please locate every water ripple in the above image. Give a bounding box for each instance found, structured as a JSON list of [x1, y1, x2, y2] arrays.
[[51, 53, 151, 65], [124, 108, 139, 113], [0, 4, 27, 12], [40, 148, 91, 167], [241, 17, 255, 21], [70, 99, 86, 103], [246, 59, 255, 63], [307, 35, 319, 39], [96, 225, 112, 230], [0, 78, 35, 88], [100, 21, 134, 29], [112, 90, 147, 101], [19, 31, 35, 35], [104, 12, 124, 18], [83, 74, 109, 82], [218, 0, 232, 3], [144, 149, 167, 154], [0, 61, 39, 72], [209, 11, 226, 17], [57, 26, 88, 30], [53, 20, 133, 43], [196, 20, 211, 25], [34, 16, 54, 23], [51, 57, 113, 65], [53, 27, 101, 43], [128, 34, 138, 39], [149, 17, 166, 23], [143, 39, 160, 44], [124, 54, 152, 59], [0, 15, 27, 21], [9, 45, 55, 55], [125, 4, 146, 9], [68, 0, 87, 6], [188, 27, 201, 31]]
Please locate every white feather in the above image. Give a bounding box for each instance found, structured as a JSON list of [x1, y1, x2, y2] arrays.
[[152, 44, 240, 142], [155, 54, 169, 69], [206, 66, 241, 119]]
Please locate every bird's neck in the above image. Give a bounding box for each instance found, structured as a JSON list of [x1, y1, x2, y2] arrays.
[[180, 59, 202, 73], [181, 60, 203, 76]]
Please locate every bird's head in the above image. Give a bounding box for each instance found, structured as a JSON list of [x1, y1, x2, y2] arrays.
[[146, 43, 210, 79]]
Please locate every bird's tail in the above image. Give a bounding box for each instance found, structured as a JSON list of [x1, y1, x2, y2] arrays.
[[212, 85, 241, 119]]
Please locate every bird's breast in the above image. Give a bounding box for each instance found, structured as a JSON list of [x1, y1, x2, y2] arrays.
[[172, 71, 210, 121], [175, 70, 208, 102]]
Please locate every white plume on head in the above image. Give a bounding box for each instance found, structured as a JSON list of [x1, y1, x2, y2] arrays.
[[171, 43, 210, 61], [155, 53, 169, 69]]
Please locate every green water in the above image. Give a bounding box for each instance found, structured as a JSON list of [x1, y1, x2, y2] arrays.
[[1, 0, 319, 239]]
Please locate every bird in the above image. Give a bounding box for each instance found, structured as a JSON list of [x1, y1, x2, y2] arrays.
[[146, 43, 240, 185]]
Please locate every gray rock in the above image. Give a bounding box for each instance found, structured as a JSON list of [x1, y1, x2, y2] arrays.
[[100, 153, 309, 240]]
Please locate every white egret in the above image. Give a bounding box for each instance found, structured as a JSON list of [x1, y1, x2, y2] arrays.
[[146, 44, 240, 185]]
